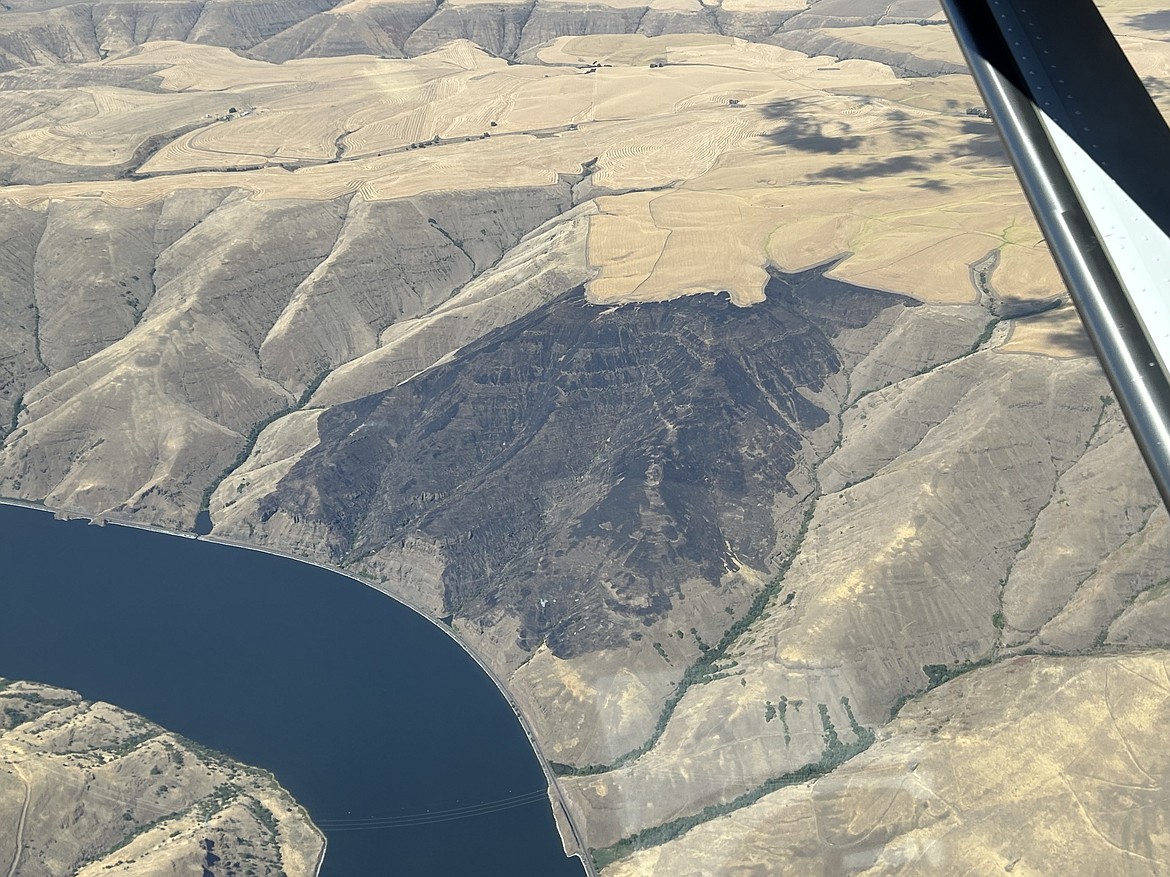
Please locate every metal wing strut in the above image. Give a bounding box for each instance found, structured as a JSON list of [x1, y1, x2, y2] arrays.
[[941, 0, 1170, 509]]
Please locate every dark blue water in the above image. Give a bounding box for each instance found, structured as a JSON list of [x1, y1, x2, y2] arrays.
[[0, 502, 584, 877]]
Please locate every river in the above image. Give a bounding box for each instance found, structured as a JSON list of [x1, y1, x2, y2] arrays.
[[0, 502, 585, 877]]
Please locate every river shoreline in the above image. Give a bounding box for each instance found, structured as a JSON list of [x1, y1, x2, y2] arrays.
[[0, 496, 594, 877]]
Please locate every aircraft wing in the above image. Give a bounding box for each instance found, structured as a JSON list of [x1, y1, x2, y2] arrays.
[[940, 0, 1170, 509]]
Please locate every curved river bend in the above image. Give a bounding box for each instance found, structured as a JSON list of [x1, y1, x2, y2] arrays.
[[0, 502, 584, 877]]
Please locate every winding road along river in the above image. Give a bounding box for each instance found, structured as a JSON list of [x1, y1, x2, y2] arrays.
[[0, 502, 585, 877]]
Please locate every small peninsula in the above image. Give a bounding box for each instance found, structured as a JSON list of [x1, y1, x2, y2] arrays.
[[0, 678, 324, 877]]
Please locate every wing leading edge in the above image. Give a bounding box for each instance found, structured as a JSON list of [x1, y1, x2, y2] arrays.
[[941, 0, 1170, 509]]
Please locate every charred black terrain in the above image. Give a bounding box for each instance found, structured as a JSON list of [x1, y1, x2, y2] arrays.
[[260, 270, 915, 656]]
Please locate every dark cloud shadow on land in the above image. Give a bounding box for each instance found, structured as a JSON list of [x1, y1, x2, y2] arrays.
[[1143, 76, 1170, 98], [1128, 11, 1170, 30], [763, 98, 1008, 179], [1017, 324, 1094, 358], [1006, 303, 1095, 358], [888, 113, 933, 146], [949, 119, 1006, 161], [761, 98, 865, 153], [810, 154, 929, 180]]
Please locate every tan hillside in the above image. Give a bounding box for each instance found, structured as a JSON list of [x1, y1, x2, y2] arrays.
[[604, 652, 1170, 876]]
